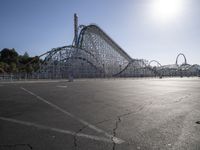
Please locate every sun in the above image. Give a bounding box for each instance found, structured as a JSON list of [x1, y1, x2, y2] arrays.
[[151, 0, 183, 23]]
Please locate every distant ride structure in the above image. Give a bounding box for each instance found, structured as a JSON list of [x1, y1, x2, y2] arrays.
[[176, 53, 187, 66], [35, 14, 200, 79]]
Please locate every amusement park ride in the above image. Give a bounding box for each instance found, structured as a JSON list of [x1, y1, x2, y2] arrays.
[[35, 14, 200, 79]]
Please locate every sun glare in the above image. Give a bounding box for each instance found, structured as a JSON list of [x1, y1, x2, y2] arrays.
[[151, 0, 183, 23]]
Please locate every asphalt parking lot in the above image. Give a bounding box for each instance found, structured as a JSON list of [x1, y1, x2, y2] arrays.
[[0, 78, 200, 150]]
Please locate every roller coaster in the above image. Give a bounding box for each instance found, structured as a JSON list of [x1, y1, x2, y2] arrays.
[[35, 14, 200, 79]]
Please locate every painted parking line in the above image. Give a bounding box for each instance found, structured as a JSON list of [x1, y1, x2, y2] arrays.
[[56, 85, 67, 88], [0, 117, 112, 143], [20, 87, 125, 144]]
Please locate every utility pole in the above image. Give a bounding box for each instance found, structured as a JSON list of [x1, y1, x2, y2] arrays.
[[74, 13, 78, 47]]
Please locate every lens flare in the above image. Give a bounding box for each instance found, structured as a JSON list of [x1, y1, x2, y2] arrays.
[[151, 0, 184, 23]]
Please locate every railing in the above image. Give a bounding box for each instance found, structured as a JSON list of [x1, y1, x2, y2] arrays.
[[0, 73, 39, 81], [0, 70, 199, 81]]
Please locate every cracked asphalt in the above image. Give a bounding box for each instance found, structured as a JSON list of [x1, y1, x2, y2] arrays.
[[0, 78, 200, 150]]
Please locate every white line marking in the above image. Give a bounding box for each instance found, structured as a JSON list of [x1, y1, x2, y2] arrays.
[[0, 117, 112, 143], [20, 87, 124, 144], [56, 85, 67, 88]]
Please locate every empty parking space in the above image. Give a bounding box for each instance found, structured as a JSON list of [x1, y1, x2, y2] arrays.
[[0, 78, 200, 150]]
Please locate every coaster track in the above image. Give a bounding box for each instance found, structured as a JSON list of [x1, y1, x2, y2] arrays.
[[36, 24, 200, 78]]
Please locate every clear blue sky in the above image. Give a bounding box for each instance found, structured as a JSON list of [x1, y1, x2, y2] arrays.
[[0, 0, 200, 65]]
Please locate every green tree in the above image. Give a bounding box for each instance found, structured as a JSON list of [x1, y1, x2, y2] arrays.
[[10, 62, 18, 73], [23, 52, 29, 58], [0, 48, 19, 64], [19, 52, 28, 64], [0, 62, 5, 73], [0, 48, 41, 74], [25, 64, 34, 73], [0, 62, 9, 73]]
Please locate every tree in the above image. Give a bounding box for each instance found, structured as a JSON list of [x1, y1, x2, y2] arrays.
[[23, 52, 29, 58], [19, 52, 28, 64], [25, 64, 34, 73], [0, 62, 9, 73], [0, 48, 19, 64], [0, 48, 41, 74], [0, 62, 5, 73], [10, 62, 18, 73]]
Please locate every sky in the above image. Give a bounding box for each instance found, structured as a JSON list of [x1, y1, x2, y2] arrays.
[[0, 0, 200, 65]]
